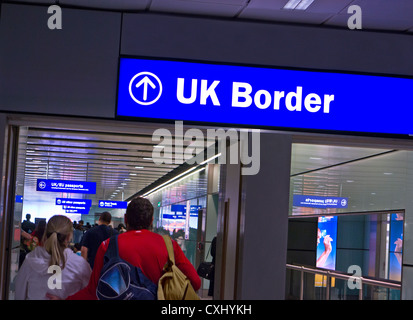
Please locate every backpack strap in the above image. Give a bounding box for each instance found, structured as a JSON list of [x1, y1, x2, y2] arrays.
[[104, 234, 119, 262], [162, 235, 175, 265]]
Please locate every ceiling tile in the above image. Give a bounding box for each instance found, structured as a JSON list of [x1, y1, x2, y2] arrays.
[[60, 0, 150, 10], [150, 0, 245, 17]]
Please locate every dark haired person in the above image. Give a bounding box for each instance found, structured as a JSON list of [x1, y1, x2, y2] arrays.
[[80, 212, 118, 269], [63, 197, 201, 300]]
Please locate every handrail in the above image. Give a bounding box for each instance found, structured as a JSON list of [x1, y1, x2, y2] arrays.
[[286, 264, 401, 300]]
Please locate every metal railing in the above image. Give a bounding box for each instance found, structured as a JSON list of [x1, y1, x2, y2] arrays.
[[286, 264, 401, 300]]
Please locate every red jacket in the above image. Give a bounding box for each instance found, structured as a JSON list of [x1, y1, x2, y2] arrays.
[[67, 229, 201, 300]]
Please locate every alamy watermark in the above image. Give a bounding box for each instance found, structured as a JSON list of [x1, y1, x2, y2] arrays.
[[347, 265, 362, 290], [347, 5, 362, 30], [151, 121, 261, 176], [47, 5, 62, 30], [47, 265, 62, 290]]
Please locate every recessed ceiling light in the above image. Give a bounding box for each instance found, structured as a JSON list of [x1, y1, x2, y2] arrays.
[[135, 166, 144, 169], [283, 0, 314, 10], [309, 157, 322, 160], [295, 0, 315, 10], [346, 180, 354, 183], [383, 172, 393, 175], [143, 157, 152, 160], [129, 173, 137, 176], [283, 0, 301, 10]]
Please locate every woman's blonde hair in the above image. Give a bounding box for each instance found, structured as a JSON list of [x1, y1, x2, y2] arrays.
[[42, 215, 73, 269]]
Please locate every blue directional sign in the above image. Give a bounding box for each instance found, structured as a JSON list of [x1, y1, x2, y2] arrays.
[[36, 179, 96, 194], [163, 211, 186, 220], [117, 58, 413, 135], [293, 195, 348, 209], [171, 204, 186, 212], [56, 198, 92, 207], [98, 200, 128, 209]]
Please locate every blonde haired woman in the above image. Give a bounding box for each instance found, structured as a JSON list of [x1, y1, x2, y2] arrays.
[[15, 215, 91, 300]]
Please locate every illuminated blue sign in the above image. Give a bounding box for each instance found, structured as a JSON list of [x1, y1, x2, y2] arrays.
[[117, 58, 413, 135], [56, 198, 92, 207], [98, 200, 127, 209], [293, 195, 348, 209], [36, 179, 96, 194]]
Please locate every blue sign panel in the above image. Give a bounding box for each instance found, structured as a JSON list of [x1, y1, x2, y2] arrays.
[[171, 204, 186, 212], [293, 195, 348, 209], [37, 179, 96, 194], [98, 200, 128, 209], [163, 212, 186, 220], [170, 204, 202, 216], [56, 198, 92, 207], [15, 195, 23, 203], [117, 58, 413, 135], [190, 205, 202, 217]]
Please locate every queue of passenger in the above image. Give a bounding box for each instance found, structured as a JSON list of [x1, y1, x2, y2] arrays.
[[14, 197, 201, 300]]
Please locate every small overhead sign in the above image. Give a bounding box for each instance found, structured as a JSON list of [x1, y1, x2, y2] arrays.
[[37, 179, 96, 194]]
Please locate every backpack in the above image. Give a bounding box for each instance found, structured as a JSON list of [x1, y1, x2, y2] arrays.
[[157, 235, 200, 300], [96, 235, 157, 300]]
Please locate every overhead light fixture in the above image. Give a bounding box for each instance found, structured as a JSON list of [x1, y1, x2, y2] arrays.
[[309, 157, 322, 160], [129, 173, 137, 176], [295, 0, 315, 10], [142, 167, 205, 198], [135, 166, 144, 169], [143, 157, 152, 160], [200, 153, 221, 165], [283, 0, 314, 10]]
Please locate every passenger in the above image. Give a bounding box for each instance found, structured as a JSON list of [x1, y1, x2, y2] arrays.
[[31, 219, 46, 247], [56, 197, 201, 300], [80, 212, 118, 269], [72, 222, 84, 245], [14, 215, 91, 300], [117, 223, 127, 233], [21, 214, 35, 233]]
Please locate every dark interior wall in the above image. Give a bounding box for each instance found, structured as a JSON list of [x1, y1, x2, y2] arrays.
[[0, 4, 121, 118], [287, 218, 318, 266], [121, 13, 413, 77], [1, 3, 413, 119]]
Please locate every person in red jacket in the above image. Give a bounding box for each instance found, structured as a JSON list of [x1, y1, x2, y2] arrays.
[[49, 196, 201, 300]]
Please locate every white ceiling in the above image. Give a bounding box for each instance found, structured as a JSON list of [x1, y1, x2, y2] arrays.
[[18, 126, 214, 220], [8, 0, 413, 33]]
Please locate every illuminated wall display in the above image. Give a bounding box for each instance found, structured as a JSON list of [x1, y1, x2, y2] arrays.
[[117, 58, 413, 136]]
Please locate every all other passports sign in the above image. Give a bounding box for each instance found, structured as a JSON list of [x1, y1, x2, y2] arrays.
[[117, 58, 413, 135]]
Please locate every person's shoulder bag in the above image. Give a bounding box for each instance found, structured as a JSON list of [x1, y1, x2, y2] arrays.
[[158, 235, 200, 300]]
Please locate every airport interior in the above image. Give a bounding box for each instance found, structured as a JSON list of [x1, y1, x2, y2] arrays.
[[1, 0, 413, 302]]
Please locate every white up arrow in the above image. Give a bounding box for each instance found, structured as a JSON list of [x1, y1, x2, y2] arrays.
[[135, 76, 156, 101]]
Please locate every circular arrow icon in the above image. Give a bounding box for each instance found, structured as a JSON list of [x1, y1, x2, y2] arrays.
[[128, 71, 162, 105]]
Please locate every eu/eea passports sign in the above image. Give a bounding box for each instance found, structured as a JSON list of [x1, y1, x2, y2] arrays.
[[117, 58, 413, 135], [293, 195, 348, 209], [55, 198, 92, 207], [36, 179, 96, 194]]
